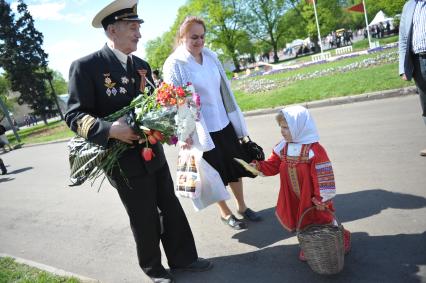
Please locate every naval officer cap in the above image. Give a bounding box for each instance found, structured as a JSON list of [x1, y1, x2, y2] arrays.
[[92, 0, 144, 29]]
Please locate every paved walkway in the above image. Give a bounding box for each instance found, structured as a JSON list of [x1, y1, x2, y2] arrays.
[[0, 88, 425, 283]]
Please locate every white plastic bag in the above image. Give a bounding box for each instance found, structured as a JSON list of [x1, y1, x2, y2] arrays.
[[191, 157, 230, 211], [175, 148, 202, 199]]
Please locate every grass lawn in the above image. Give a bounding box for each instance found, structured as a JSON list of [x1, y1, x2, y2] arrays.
[[233, 47, 414, 111], [4, 44, 414, 146], [0, 257, 81, 283], [269, 35, 399, 66], [6, 120, 74, 147]]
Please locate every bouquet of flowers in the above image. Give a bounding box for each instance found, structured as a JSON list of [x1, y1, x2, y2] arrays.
[[68, 81, 200, 187]]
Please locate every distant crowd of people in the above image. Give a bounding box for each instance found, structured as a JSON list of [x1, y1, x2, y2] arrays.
[[24, 115, 38, 127]]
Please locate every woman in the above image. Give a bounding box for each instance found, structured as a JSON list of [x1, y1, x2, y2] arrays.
[[163, 16, 261, 230]]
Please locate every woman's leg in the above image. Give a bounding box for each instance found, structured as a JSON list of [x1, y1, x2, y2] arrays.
[[217, 199, 246, 230], [229, 178, 247, 213], [230, 178, 261, 222], [216, 200, 232, 218]]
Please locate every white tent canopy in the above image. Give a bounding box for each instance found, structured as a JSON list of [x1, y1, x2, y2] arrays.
[[369, 10, 393, 26], [288, 39, 304, 48]]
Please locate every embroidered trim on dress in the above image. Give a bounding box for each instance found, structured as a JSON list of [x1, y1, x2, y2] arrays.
[[315, 161, 336, 194], [288, 166, 301, 198]]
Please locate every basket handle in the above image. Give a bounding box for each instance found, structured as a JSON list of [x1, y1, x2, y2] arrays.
[[296, 206, 340, 233]]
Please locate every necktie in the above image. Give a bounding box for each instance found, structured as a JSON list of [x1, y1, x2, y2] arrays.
[[126, 56, 135, 94], [126, 56, 134, 79]]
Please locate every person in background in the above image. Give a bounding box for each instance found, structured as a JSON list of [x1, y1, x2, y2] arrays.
[[152, 69, 163, 87], [399, 0, 426, 156], [0, 158, 7, 175], [0, 124, 12, 152], [163, 16, 261, 230], [65, 1, 212, 282]]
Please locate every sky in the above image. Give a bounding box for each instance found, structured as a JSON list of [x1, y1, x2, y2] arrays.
[[8, 0, 188, 80]]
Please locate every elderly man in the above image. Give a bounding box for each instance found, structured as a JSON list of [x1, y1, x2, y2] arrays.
[[399, 0, 426, 156], [65, 0, 212, 282]]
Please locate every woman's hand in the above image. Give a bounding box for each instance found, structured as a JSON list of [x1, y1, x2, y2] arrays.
[[180, 137, 193, 149]]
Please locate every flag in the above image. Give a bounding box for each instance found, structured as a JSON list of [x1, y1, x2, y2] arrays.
[[306, 0, 316, 4], [347, 2, 364, 13]]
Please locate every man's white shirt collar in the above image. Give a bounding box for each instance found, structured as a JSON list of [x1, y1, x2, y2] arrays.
[[108, 43, 131, 67]]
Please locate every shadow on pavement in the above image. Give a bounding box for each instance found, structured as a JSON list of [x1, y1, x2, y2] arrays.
[[6, 166, 33, 175], [0, 176, 14, 183], [174, 231, 426, 283], [334, 189, 426, 223], [232, 189, 426, 248]]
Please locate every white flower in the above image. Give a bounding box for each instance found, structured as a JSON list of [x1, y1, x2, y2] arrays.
[[186, 84, 196, 94], [119, 87, 127, 94], [175, 100, 197, 142]]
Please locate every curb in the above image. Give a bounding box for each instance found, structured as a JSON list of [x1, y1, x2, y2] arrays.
[[0, 253, 100, 283], [16, 137, 71, 148], [243, 86, 417, 117]]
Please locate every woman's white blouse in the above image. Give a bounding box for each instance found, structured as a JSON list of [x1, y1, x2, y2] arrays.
[[187, 52, 230, 132]]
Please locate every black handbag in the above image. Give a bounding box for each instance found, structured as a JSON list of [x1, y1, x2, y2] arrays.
[[240, 136, 265, 161]]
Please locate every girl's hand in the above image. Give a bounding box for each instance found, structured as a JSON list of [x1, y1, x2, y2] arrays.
[[249, 161, 257, 169], [312, 197, 330, 211]]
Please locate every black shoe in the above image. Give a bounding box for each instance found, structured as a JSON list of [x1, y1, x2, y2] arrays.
[[149, 270, 175, 283], [238, 208, 262, 222], [171, 258, 213, 272], [221, 214, 247, 230]]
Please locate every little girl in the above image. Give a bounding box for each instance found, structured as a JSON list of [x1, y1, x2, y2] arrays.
[[248, 105, 350, 261]]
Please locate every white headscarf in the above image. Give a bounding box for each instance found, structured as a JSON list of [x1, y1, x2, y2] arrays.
[[282, 105, 319, 144]]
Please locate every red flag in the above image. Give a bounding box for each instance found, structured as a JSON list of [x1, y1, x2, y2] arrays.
[[306, 0, 316, 4], [347, 2, 364, 13]]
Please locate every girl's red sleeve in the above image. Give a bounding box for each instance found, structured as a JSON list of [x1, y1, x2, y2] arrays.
[[255, 151, 281, 176], [310, 144, 336, 202]]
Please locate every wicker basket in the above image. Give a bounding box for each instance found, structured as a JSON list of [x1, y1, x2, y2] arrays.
[[296, 206, 344, 275]]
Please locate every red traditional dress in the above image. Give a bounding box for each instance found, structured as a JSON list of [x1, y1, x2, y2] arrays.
[[253, 106, 350, 258], [256, 141, 336, 231]]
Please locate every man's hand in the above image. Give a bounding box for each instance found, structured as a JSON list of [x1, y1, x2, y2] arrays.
[[109, 117, 141, 144], [401, 73, 408, 81]]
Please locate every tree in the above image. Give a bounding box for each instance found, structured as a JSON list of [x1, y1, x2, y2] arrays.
[[145, 33, 175, 71], [0, 75, 13, 121], [0, 0, 58, 124], [301, 0, 343, 52], [240, 0, 292, 63], [145, 4, 199, 72], [190, 0, 248, 72], [49, 70, 68, 95]]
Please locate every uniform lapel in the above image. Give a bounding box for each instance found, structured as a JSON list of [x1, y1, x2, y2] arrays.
[[101, 44, 124, 73]]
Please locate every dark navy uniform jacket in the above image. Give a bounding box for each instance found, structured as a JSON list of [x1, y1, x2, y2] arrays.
[[65, 44, 166, 178]]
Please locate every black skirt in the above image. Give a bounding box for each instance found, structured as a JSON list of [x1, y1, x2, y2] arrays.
[[202, 123, 253, 186]]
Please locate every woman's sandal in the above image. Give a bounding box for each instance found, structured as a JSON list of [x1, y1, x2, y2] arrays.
[[221, 214, 247, 230]]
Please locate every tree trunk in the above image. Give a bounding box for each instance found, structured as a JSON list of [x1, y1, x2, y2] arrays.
[[312, 36, 320, 53], [273, 45, 279, 63], [232, 54, 241, 73], [47, 76, 64, 120]]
